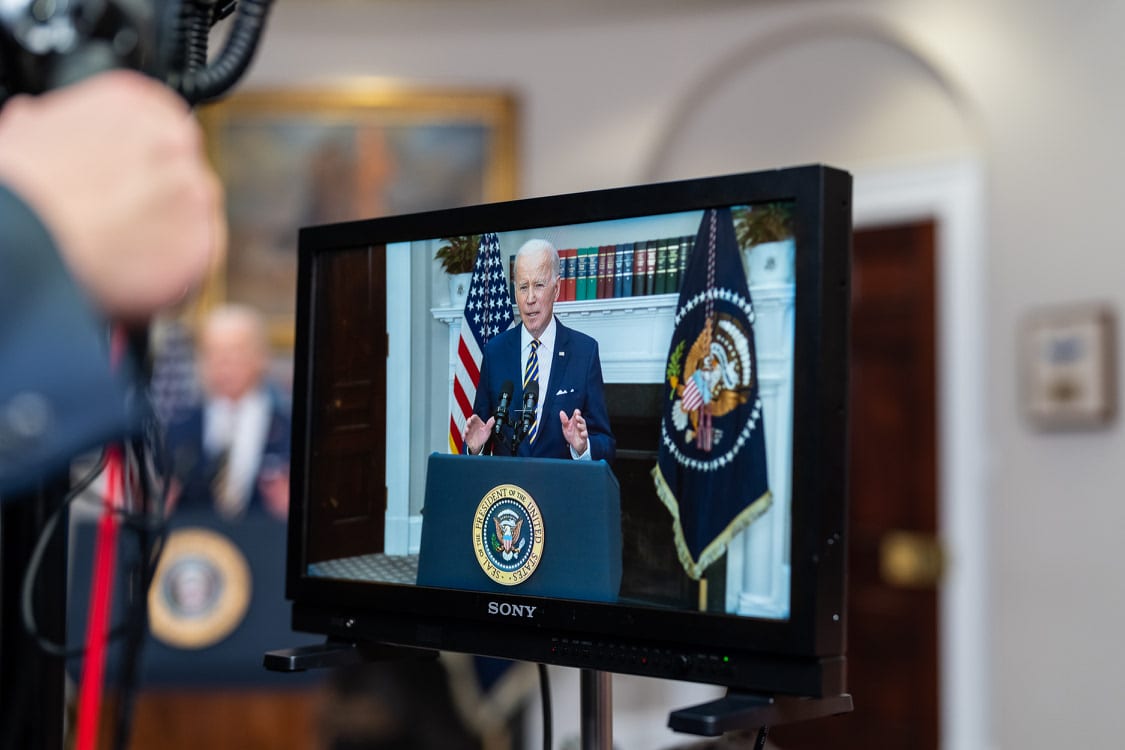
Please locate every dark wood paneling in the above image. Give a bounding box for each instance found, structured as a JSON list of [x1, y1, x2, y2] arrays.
[[100, 689, 320, 750]]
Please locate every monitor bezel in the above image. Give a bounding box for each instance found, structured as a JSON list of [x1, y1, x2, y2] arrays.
[[284, 164, 851, 694]]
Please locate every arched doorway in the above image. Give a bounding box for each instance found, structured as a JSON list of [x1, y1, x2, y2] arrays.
[[644, 18, 989, 749]]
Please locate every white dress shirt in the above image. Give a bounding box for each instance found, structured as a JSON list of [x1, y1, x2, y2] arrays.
[[521, 318, 590, 460]]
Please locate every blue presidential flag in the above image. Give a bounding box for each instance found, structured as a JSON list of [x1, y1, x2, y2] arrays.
[[652, 208, 771, 580]]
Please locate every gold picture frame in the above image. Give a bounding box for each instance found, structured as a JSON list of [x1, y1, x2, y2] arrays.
[[197, 87, 519, 348]]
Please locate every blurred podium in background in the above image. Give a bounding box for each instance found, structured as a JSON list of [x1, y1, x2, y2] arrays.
[[68, 508, 324, 749]]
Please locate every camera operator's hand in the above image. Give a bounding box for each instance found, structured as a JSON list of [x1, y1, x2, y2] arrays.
[[0, 70, 225, 321]]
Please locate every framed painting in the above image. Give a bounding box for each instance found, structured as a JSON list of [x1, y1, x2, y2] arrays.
[[197, 87, 518, 347]]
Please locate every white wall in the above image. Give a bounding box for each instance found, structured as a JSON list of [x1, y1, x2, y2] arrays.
[[232, 1, 1125, 747]]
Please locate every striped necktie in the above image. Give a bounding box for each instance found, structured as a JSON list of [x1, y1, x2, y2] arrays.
[[524, 339, 540, 443], [211, 445, 243, 519]]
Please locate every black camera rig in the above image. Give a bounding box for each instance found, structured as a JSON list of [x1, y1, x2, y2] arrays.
[[0, 0, 272, 105], [0, 3, 274, 749]]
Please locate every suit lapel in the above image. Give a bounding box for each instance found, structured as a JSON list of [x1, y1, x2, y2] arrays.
[[506, 328, 525, 399], [544, 320, 571, 417]]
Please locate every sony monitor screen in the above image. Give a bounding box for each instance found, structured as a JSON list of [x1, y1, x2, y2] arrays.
[[284, 164, 851, 698]]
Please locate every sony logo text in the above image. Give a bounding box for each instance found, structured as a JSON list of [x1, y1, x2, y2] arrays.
[[487, 601, 538, 618]]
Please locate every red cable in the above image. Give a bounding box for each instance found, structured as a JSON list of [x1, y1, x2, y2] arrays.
[[75, 445, 122, 750], [75, 329, 129, 750]]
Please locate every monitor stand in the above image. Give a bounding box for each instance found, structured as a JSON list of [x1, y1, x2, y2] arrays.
[[262, 637, 437, 672], [267, 642, 620, 749], [265, 643, 852, 748], [581, 669, 612, 750], [668, 690, 854, 741]]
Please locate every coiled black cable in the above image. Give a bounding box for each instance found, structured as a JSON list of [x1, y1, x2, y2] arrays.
[[173, 0, 273, 104]]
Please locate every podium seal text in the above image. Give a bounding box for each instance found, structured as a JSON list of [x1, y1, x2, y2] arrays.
[[472, 483, 545, 585]]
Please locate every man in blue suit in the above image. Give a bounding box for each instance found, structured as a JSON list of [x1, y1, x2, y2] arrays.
[[464, 239, 615, 462], [164, 305, 290, 520]]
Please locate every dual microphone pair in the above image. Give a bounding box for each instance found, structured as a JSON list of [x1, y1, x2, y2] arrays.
[[492, 380, 539, 454]]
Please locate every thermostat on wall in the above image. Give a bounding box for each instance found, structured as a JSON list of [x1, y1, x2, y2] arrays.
[[1021, 303, 1116, 430]]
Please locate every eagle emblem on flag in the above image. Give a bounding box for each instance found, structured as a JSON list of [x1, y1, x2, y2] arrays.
[[652, 207, 772, 581], [668, 313, 756, 451]]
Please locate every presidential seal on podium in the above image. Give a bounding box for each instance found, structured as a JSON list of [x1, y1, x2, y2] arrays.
[[148, 527, 252, 649], [472, 483, 545, 586]]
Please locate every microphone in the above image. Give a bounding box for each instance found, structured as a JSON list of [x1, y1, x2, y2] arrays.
[[518, 380, 540, 441], [493, 380, 514, 436]]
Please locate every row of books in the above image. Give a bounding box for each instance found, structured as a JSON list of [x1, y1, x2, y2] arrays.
[[508, 235, 698, 303]]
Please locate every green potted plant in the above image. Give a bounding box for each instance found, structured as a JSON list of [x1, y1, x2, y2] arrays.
[[732, 203, 795, 284], [435, 235, 480, 306]]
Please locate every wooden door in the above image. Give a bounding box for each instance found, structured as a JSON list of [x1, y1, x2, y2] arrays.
[[305, 245, 389, 563], [772, 220, 940, 748]]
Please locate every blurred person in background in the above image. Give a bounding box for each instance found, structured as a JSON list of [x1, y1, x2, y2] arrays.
[[164, 304, 290, 520]]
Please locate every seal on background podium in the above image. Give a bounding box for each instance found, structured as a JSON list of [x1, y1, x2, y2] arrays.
[[148, 527, 252, 649]]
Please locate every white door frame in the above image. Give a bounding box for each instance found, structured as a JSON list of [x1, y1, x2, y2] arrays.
[[853, 157, 991, 750]]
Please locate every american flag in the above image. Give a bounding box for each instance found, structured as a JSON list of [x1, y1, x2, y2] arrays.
[[448, 233, 514, 453]]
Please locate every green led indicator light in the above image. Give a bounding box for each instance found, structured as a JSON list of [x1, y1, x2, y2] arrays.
[[723, 656, 730, 663]]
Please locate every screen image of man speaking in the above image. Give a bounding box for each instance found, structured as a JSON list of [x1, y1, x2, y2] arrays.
[[463, 239, 615, 462]]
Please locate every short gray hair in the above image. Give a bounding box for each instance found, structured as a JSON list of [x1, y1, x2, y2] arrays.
[[515, 239, 560, 280], [201, 303, 269, 354]]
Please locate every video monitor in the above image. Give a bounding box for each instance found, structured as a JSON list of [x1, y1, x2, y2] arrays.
[[285, 165, 851, 697]]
